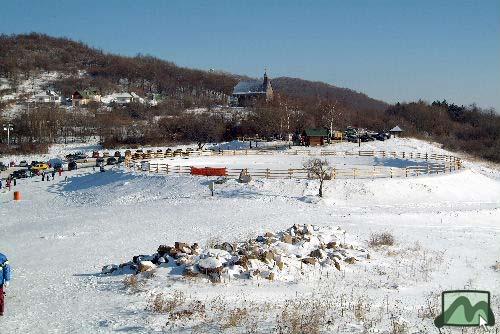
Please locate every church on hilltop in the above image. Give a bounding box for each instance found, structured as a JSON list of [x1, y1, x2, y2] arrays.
[[230, 70, 274, 107]]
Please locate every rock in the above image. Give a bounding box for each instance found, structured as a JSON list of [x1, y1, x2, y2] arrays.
[[256, 235, 266, 243], [282, 234, 293, 244], [301, 257, 317, 265], [304, 224, 314, 235], [101, 264, 118, 274], [184, 265, 199, 277], [176, 256, 193, 266], [221, 242, 234, 253], [326, 241, 337, 249], [157, 245, 172, 256], [267, 272, 275, 280], [236, 255, 249, 269], [175, 242, 192, 254], [310, 249, 327, 259], [191, 243, 201, 255], [334, 260, 341, 271], [344, 257, 357, 264], [264, 232, 275, 238], [157, 257, 167, 264], [198, 257, 223, 274], [262, 250, 275, 263], [138, 261, 156, 272], [366, 253, 371, 260], [276, 261, 284, 270]]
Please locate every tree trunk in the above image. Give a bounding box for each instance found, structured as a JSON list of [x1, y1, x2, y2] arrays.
[[319, 179, 323, 197]]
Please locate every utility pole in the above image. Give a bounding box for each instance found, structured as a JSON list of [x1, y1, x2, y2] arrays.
[[3, 123, 14, 147]]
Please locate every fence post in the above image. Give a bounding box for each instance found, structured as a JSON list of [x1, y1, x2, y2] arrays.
[[266, 168, 270, 179], [333, 168, 336, 179], [166, 164, 169, 174], [402, 152, 405, 159], [427, 163, 430, 175], [390, 168, 393, 178], [405, 167, 408, 177], [425, 153, 428, 161], [288, 169, 293, 179], [353, 168, 356, 179], [156, 163, 159, 173]]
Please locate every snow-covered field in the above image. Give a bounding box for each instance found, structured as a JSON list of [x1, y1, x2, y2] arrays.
[[0, 138, 499, 333]]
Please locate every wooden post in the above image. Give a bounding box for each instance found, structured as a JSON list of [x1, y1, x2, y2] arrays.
[[266, 168, 270, 179], [390, 168, 393, 178], [156, 164, 159, 173], [288, 169, 293, 179], [333, 168, 336, 179], [166, 164, 169, 174], [405, 167, 408, 177], [353, 168, 356, 179]]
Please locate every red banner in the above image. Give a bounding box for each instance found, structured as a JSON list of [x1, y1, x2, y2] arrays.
[[190, 167, 227, 176]]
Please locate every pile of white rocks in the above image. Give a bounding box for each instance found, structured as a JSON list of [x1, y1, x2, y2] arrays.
[[102, 224, 370, 282]]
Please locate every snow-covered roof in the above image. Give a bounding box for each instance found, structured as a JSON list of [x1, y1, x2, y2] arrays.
[[390, 126, 403, 132], [233, 80, 266, 95]]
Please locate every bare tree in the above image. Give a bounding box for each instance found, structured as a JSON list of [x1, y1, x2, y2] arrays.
[[303, 158, 332, 197]]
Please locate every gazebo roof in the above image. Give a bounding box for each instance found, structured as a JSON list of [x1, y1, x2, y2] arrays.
[[390, 126, 403, 132]]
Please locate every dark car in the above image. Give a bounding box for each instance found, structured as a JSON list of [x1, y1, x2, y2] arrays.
[[107, 157, 117, 165], [359, 134, 374, 142], [11, 169, 28, 179], [117, 156, 126, 164], [114, 151, 122, 158], [0, 162, 7, 171], [68, 161, 78, 171], [346, 135, 358, 143], [96, 157, 105, 167], [374, 133, 386, 141]]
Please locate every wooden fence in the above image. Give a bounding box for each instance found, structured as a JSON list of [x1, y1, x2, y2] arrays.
[[131, 149, 461, 165], [130, 160, 460, 180]]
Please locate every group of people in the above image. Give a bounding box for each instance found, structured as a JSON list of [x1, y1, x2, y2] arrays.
[[0, 252, 12, 316], [0, 177, 16, 191]]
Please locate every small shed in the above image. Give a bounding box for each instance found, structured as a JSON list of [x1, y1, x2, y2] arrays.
[[302, 128, 329, 146], [389, 126, 403, 138]]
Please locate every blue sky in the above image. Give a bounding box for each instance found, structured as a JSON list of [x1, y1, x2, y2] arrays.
[[1, 1, 499, 110]]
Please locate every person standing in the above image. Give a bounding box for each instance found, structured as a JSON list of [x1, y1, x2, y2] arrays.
[[0, 252, 12, 316]]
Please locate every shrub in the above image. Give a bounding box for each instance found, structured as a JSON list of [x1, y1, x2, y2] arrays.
[[369, 232, 395, 247]]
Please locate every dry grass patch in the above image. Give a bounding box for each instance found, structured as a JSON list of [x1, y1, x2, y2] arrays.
[[369, 232, 395, 247]]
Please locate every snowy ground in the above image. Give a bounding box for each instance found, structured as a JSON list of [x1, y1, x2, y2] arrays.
[[0, 138, 499, 333]]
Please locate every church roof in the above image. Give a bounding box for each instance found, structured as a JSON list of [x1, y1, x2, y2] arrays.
[[232, 80, 266, 95]]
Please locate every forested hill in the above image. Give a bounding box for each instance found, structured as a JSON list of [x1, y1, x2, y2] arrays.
[[272, 77, 387, 112], [0, 33, 386, 112]]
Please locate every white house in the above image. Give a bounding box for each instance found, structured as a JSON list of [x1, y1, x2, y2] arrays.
[[31, 90, 62, 104], [101, 92, 145, 105]]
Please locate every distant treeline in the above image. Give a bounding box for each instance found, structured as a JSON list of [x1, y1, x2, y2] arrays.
[[0, 33, 499, 162]]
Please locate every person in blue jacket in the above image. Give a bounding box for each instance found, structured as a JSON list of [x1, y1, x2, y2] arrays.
[[0, 253, 12, 316]]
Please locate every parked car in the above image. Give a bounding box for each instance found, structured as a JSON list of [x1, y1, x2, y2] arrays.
[[374, 133, 386, 141], [0, 162, 7, 171], [117, 156, 126, 164], [114, 151, 121, 158], [102, 151, 110, 158], [106, 157, 117, 165], [92, 151, 100, 158], [346, 135, 358, 143], [68, 161, 78, 171], [48, 158, 64, 170], [96, 158, 105, 167], [11, 169, 28, 179], [124, 150, 132, 157], [32, 163, 49, 171], [19, 160, 29, 168]]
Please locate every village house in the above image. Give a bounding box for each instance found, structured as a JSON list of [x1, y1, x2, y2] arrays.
[[31, 90, 62, 104], [72, 88, 101, 107], [230, 71, 273, 107], [101, 92, 144, 105]]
